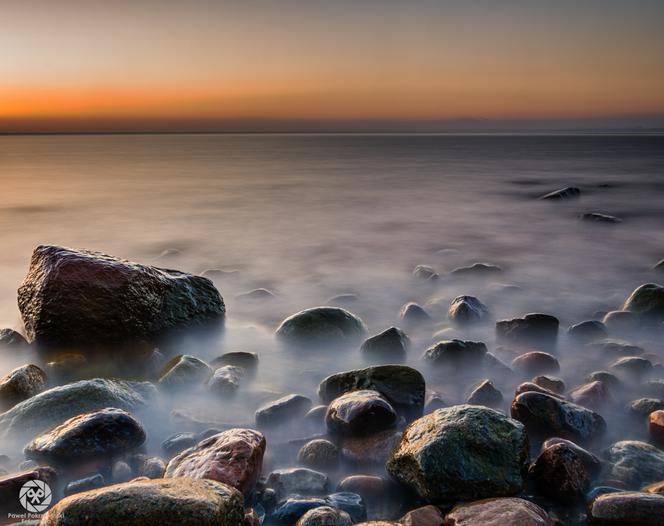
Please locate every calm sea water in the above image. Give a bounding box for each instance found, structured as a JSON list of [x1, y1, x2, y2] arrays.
[[1, 133, 663, 445]]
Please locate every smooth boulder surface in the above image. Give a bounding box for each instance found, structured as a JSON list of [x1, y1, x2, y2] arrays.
[[445, 497, 554, 526], [255, 394, 312, 427], [568, 320, 608, 343], [271, 492, 366, 525], [511, 391, 606, 444], [466, 380, 503, 408], [399, 303, 432, 326], [649, 410, 664, 445], [450, 263, 502, 277], [622, 283, 664, 322], [318, 365, 425, 421], [496, 313, 559, 350], [275, 307, 367, 348], [511, 351, 560, 376], [0, 378, 155, 440], [0, 328, 29, 349], [0, 363, 46, 410], [325, 390, 397, 436], [40, 477, 244, 526], [588, 491, 664, 526], [360, 327, 409, 362], [386, 405, 529, 503], [266, 468, 330, 500], [298, 439, 339, 470], [25, 407, 146, 464], [17, 245, 225, 351], [165, 428, 266, 497], [603, 440, 664, 488], [207, 365, 244, 396], [448, 296, 489, 325], [158, 355, 213, 391], [422, 340, 487, 367]]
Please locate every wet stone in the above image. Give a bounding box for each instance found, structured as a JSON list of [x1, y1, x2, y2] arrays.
[[275, 307, 368, 348], [0, 363, 47, 410], [539, 186, 581, 200], [207, 365, 244, 397], [399, 303, 432, 327], [360, 327, 410, 362], [445, 497, 554, 526], [610, 356, 652, 380], [602, 310, 640, 333], [158, 354, 213, 391], [450, 263, 502, 277], [162, 432, 197, 457], [271, 492, 366, 525], [413, 265, 439, 281], [628, 398, 664, 419], [297, 439, 339, 470], [140, 456, 167, 479], [569, 380, 612, 410], [496, 313, 559, 351], [210, 351, 258, 372], [325, 390, 397, 436], [466, 379, 503, 408], [588, 491, 664, 526], [529, 441, 592, 501], [603, 440, 664, 488], [622, 283, 664, 323], [422, 340, 487, 367], [581, 212, 622, 224], [295, 506, 353, 526], [568, 320, 608, 343], [266, 468, 330, 501], [541, 437, 601, 478], [648, 410, 664, 446], [514, 382, 564, 399], [256, 394, 313, 428], [63, 473, 105, 496], [585, 371, 621, 391], [400, 505, 444, 526], [0, 328, 29, 350], [532, 375, 565, 394], [511, 351, 560, 377], [341, 429, 401, 466], [448, 295, 489, 325]]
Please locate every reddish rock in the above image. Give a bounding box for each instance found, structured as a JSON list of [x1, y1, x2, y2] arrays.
[[445, 497, 553, 525], [532, 375, 565, 394], [511, 352, 559, 377], [326, 390, 397, 436], [400, 505, 444, 526], [514, 382, 564, 399], [165, 428, 265, 497], [529, 442, 591, 501], [569, 380, 613, 410], [649, 410, 664, 446]]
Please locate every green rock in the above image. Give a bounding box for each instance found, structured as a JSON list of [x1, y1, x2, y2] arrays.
[[276, 307, 367, 348]]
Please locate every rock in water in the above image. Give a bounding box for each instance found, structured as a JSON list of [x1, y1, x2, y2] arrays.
[[622, 283, 664, 323], [275, 307, 367, 348], [448, 296, 489, 325], [360, 327, 410, 362], [325, 390, 397, 436], [386, 405, 529, 503], [495, 313, 559, 350], [422, 340, 487, 367], [40, 478, 244, 526], [529, 442, 591, 501], [0, 378, 155, 440], [588, 492, 664, 526], [165, 428, 265, 497], [158, 355, 213, 391], [603, 441, 664, 488], [17, 245, 225, 352], [446, 497, 554, 525], [296, 506, 352, 526], [467, 380, 503, 408], [266, 468, 330, 500], [0, 328, 29, 350], [255, 394, 312, 427], [581, 212, 622, 224], [25, 407, 146, 464], [318, 365, 425, 422], [539, 187, 581, 200], [0, 363, 46, 410]]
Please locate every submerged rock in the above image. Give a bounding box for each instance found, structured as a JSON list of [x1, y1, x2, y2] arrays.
[[510, 391, 606, 444], [622, 283, 664, 322], [165, 428, 266, 497], [399, 303, 432, 327], [158, 355, 213, 391], [0, 378, 155, 440], [255, 394, 312, 428], [207, 366, 244, 396], [276, 307, 367, 348], [41, 477, 244, 526], [450, 263, 502, 277], [445, 497, 553, 525], [325, 390, 397, 436], [17, 245, 225, 352], [422, 340, 487, 367], [318, 365, 425, 421], [511, 351, 560, 376], [602, 310, 640, 333], [610, 356, 652, 380], [271, 492, 366, 525], [266, 468, 330, 500], [162, 432, 197, 457], [235, 288, 275, 301], [603, 440, 664, 488], [412, 265, 439, 281], [448, 296, 489, 325], [581, 212, 622, 223], [25, 407, 146, 465], [360, 327, 409, 362], [466, 380, 503, 408], [386, 405, 529, 503], [63, 473, 105, 497], [539, 187, 581, 200], [496, 313, 559, 350], [588, 491, 664, 526], [211, 351, 258, 372], [568, 320, 608, 343], [532, 375, 565, 394], [0, 363, 46, 410]]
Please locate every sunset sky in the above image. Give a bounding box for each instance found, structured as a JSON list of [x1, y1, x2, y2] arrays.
[[2, 0, 664, 132]]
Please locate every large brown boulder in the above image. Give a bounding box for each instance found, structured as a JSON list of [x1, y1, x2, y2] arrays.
[[40, 477, 244, 526], [165, 428, 265, 497], [17, 245, 225, 352]]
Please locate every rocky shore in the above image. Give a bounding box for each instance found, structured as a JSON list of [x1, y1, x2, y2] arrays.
[[1, 244, 663, 525]]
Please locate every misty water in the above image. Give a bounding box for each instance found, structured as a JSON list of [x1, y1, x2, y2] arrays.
[[1, 134, 664, 514]]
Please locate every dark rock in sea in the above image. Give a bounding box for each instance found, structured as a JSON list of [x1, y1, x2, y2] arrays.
[[272, 492, 366, 525], [341, 429, 401, 466], [0, 328, 29, 350], [569, 380, 613, 410], [511, 391, 606, 444], [0, 378, 155, 440], [295, 506, 352, 526], [532, 375, 565, 394], [581, 212, 622, 223], [298, 439, 339, 470], [610, 356, 652, 380], [515, 382, 563, 400], [448, 295, 489, 325], [318, 364, 425, 421], [644, 380, 664, 399], [266, 468, 330, 500], [529, 441, 592, 501], [399, 302, 432, 327], [539, 186, 581, 200], [140, 456, 167, 479], [256, 394, 312, 428], [422, 340, 487, 367], [337, 475, 398, 519], [111, 460, 133, 483], [602, 440, 664, 488], [585, 371, 621, 392], [512, 351, 560, 377], [0, 363, 46, 410], [235, 288, 275, 301], [445, 497, 554, 525], [568, 320, 608, 343], [0, 466, 58, 515], [64, 473, 105, 496], [25, 407, 146, 465], [165, 428, 266, 497], [208, 366, 244, 396], [360, 327, 409, 362], [589, 340, 645, 358], [588, 491, 664, 526], [18, 245, 225, 353], [496, 313, 559, 350], [622, 283, 664, 323], [326, 390, 397, 436], [400, 505, 444, 526], [602, 310, 640, 333], [158, 354, 213, 391], [412, 265, 439, 281], [649, 410, 664, 446], [542, 437, 601, 478], [450, 262, 502, 277], [162, 432, 197, 457], [41, 477, 244, 526], [386, 405, 528, 503], [466, 379, 503, 408], [628, 398, 664, 419], [276, 307, 367, 348], [211, 351, 258, 372]]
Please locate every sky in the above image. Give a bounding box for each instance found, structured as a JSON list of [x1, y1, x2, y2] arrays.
[[2, 0, 664, 132]]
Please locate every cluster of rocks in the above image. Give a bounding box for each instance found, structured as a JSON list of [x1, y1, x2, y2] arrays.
[[1, 245, 664, 525]]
